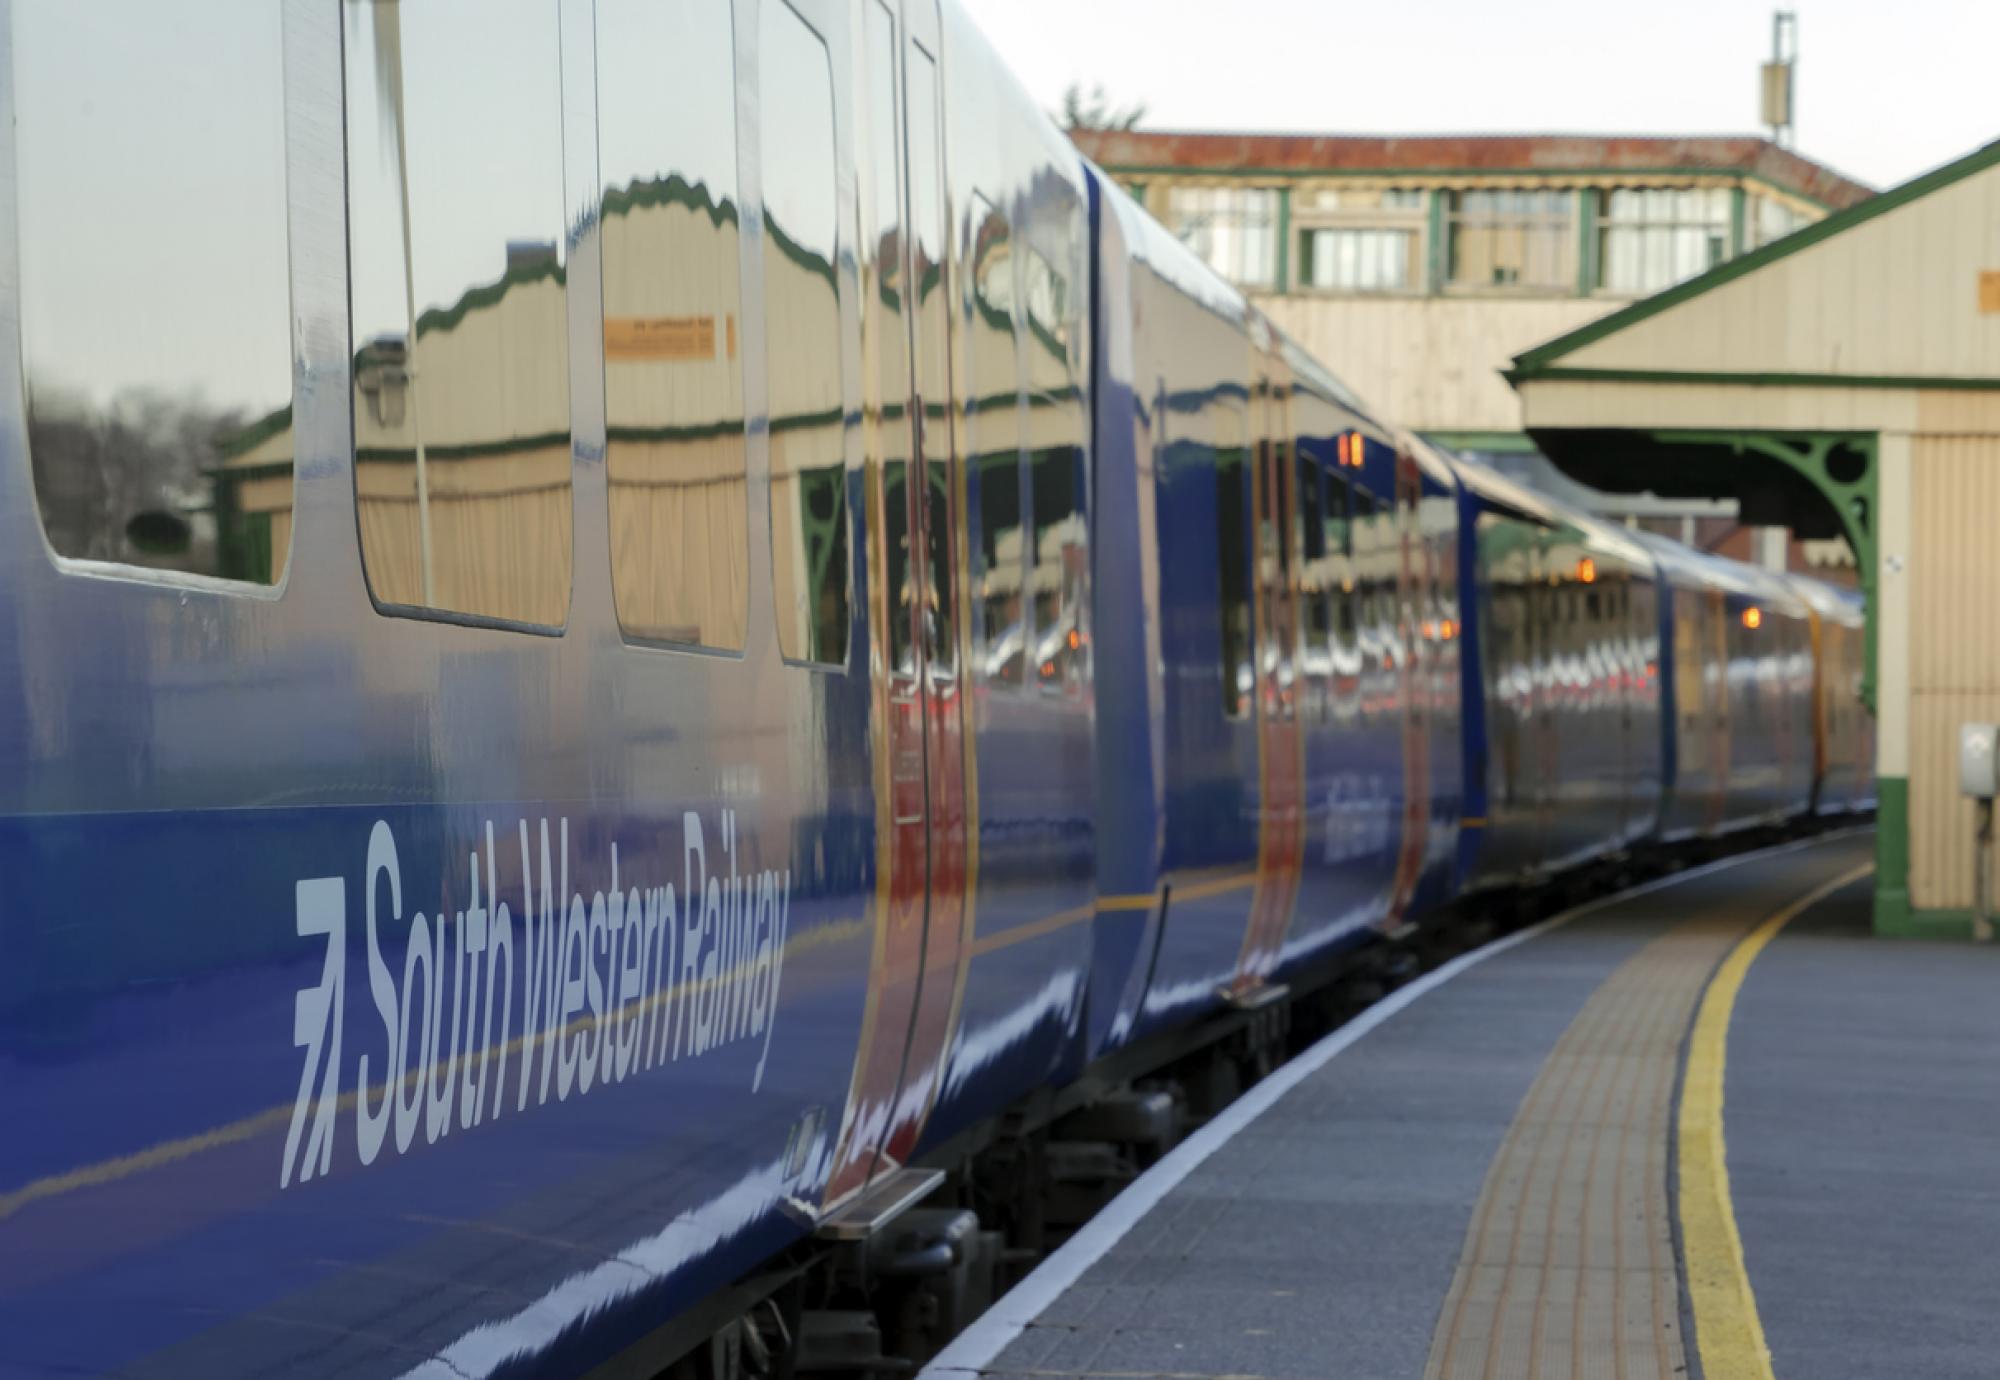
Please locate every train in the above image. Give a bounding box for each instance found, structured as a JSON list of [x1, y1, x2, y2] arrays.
[[0, 1, 1871, 1377]]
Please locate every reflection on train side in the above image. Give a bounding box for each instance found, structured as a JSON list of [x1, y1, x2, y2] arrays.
[[13, 0, 293, 583], [1323, 772, 1394, 864], [600, 0, 748, 650], [342, 0, 573, 627], [968, 196, 1026, 687], [1024, 248, 1087, 693]]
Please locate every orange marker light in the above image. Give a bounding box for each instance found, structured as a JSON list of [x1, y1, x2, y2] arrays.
[[1742, 606, 1763, 629], [1577, 556, 1597, 584], [1067, 629, 1081, 651]]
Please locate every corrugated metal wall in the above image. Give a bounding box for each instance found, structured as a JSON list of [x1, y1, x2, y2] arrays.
[[1908, 434, 2000, 910]]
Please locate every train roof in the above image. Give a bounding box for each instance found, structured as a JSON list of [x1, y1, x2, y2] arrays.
[[1629, 529, 1811, 612], [1444, 451, 1656, 573], [1275, 329, 1373, 419], [1087, 161, 1401, 446], [1087, 164, 1248, 329], [1784, 570, 1866, 625]]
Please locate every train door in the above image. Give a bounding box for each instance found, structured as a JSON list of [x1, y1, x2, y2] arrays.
[[1522, 541, 1551, 872], [1616, 575, 1637, 843], [1806, 605, 1829, 810], [1669, 582, 1704, 831], [1230, 363, 1305, 994], [825, 0, 968, 1208], [1385, 450, 1430, 926]]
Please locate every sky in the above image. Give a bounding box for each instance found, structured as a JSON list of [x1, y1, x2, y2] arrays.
[[955, 0, 2000, 192]]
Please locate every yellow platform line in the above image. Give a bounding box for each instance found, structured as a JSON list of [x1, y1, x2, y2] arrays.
[[1678, 859, 1874, 1380]]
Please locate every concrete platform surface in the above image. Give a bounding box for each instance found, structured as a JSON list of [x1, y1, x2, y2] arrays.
[[920, 831, 1990, 1380]]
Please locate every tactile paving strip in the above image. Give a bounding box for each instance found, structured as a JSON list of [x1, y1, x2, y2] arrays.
[[1421, 912, 1760, 1380]]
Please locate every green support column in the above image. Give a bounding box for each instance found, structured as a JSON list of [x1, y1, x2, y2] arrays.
[[1873, 777, 1918, 934], [1576, 188, 1598, 296], [1729, 185, 1747, 259], [1274, 187, 1291, 293], [1427, 189, 1447, 294]]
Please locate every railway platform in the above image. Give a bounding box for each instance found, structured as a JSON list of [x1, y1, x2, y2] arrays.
[[923, 830, 2000, 1380]]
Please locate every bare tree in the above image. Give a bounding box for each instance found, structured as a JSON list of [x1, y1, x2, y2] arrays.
[[1058, 82, 1145, 133], [28, 387, 247, 572]]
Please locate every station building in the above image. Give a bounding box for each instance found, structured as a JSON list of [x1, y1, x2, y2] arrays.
[[1071, 129, 1873, 568]]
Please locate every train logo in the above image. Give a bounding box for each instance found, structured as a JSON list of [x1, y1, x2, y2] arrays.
[[281, 810, 792, 1190]]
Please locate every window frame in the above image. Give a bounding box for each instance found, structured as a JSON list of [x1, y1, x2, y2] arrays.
[[1164, 183, 1280, 292], [1593, 184, 1734, 298], [1443, 187, 1577, 296], [1292, 185, 1427, 297]]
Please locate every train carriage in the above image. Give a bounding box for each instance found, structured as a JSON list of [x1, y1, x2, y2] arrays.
[[0, 1, 1871, 1375], [1452, 462, 1665, 892], [1789, 575, 1875, 817], [1638, 533, 1820, 839]]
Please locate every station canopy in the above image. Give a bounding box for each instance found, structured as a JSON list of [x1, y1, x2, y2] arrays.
[[1511, 137, 2000, 939], [1510, 136, 2000, 604]]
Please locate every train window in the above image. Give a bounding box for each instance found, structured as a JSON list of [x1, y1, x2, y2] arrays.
[[968, 196, 1027, 687], [599, 0, 747, 649], [345, 0, 572, 626], [14, 1, 292, 583], [763, 0, 850, 665], [1024, 246, 1085, 691], [1216, 421, 1253, 718]]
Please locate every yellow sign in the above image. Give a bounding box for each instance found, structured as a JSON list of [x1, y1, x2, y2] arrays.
[[604, 314, 716, 361], [1979, 271, 2000, 315]]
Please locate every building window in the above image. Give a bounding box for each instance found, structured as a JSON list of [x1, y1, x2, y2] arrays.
[[1294, 187, 1425, 294], [1597, 187, 1732, 296], [761, 0, 850, 666], [345, 0, 573, 627], [599, 0, 747, 650], [1299, 229, 1418, 292], [1165, 186, 1278, 290], [14, 0, 294, 584], [1446, 189, 1574, 291], [1751, 193, 1810, 248]]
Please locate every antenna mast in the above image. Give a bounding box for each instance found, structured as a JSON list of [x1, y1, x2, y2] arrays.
[[1761, 11, 1797, 146]]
